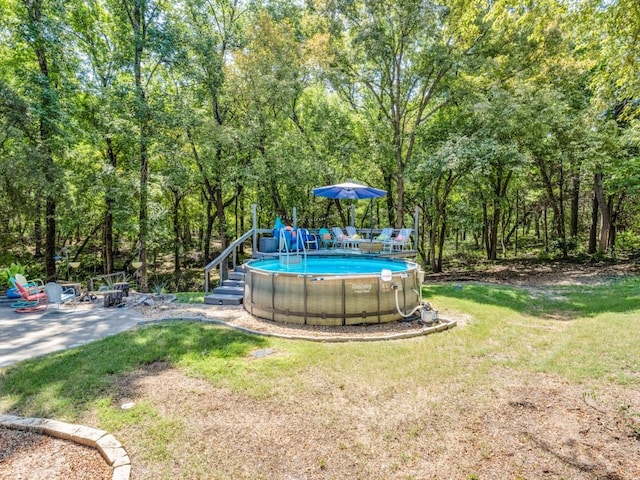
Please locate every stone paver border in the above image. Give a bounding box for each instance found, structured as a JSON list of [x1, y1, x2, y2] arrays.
[[138, 315, 457, 342], [0, 413, 130, 480]]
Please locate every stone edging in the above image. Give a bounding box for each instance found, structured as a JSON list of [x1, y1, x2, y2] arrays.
[[139, 316, 457, 342], [0, 413, 130, 480]]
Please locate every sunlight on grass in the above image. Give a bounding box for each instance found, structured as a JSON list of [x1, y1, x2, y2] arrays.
[[425, 279, 640, 383], [174, 292, 205, 303], [95, 398, 182, 461], [0, 322, 267, 419]]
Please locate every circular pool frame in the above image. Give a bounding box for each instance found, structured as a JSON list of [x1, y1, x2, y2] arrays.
[[243, 256, 421, 326]]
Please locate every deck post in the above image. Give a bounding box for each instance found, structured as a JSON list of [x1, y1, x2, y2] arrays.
[[414, 206, 419, 252], [252, 203, 257, 258]]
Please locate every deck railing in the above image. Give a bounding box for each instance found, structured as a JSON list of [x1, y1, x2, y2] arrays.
[[203, 204, 272, 293]]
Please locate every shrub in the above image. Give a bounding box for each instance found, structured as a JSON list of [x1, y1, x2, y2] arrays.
[[0, 262, 26, 287]]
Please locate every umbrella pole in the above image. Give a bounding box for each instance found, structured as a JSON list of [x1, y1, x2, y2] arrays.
[[369, 199, 374, 240]]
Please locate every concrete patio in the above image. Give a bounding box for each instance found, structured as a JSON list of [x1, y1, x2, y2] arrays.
[[0, 300, 144, 368]]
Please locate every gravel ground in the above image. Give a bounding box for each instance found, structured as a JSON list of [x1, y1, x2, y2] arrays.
[[0, 427, 112, 479]]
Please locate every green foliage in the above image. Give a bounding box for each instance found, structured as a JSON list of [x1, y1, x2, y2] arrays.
[[0, 0, 639, 283], [0, 262, 25, 287], [174, 291, 204, 303], [616, 230, 640, 253]]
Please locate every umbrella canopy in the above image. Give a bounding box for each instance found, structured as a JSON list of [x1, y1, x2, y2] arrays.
[[313, 181, 387, 230], [312, 182, 386, 200]]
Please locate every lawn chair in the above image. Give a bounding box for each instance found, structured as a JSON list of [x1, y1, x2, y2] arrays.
[[300, 228, 319, 250], [373, 227, 394, 245], [44, 282, 77, 311], [318, 228, 334, 249], [10, 277, 48, 312], [385, 228, 413, 251], [338, 226, 361, 248], [15, 273, 45, 289], [331, 227, 356, 248]]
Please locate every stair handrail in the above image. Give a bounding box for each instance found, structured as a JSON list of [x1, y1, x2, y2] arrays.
[[204, 229, 254, 293]]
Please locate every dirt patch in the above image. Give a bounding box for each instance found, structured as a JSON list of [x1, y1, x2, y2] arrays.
[[0, 426, 112, 479], [100, 365, 640, 479], [425, 258, 640, 286]]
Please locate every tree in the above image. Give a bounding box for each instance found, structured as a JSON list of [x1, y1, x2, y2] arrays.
[[182, 0, 246, 261], [325, 0, 487, 228], [4, 0, 72, 279], [113, 0, 177, 290]]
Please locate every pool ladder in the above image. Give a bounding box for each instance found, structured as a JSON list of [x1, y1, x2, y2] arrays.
[[278, 228, 306, 266]]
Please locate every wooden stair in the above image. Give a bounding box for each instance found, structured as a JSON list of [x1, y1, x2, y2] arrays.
[[204, 266, 246, 305]]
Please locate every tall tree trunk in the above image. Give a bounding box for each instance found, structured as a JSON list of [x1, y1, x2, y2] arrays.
[[488, 198, 500, 261], [514, 191, 519, 257], [570, 173, 580, 238], [26, 0, 57, 280], [395, 170, 405, 229], [214, 152, 227, 247], [436, 213, 447, 272], [138, 121, 149, 291], [125, 0, 150, 291], [427, 171, 459, 273], [482, 201, 489, 257], [384, 173, 395, 228], [557, 163, 567, 257], [103, 135, 117, 274], [588, 190, 598, 254], [45, 196, 56, 280], [593, 171, 611, 253], [34, 202, 42, 257], [172, 189, 181, 289], [543, 206, 549, 252], [205, 197, 214, 261], [536, 157, 566, 256]]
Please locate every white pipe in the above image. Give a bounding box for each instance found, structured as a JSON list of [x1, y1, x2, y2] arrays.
[[393, 285, 424, 318]]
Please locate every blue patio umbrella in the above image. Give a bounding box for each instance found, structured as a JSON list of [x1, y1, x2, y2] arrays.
[[312, 182, 387, 234], [312, 182, 387, 200]]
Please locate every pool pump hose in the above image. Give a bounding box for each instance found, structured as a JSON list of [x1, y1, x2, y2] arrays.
[[392, 284, 438, 323]]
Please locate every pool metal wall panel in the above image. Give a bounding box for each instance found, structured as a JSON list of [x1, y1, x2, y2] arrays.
[[305, 278, 345, 326], [273, 274, 306, 324]]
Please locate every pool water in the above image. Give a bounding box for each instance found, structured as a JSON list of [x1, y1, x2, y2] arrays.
[[249, 256, 410, 275]]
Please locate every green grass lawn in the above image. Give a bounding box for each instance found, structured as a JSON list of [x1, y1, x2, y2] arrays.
[[1, 277, 639, 479]]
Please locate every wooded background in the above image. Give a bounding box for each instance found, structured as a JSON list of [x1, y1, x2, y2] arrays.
[[1, 0, 639, 291]]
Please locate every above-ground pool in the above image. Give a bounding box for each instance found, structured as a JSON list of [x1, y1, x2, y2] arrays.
[[243, 255, 421, 325]]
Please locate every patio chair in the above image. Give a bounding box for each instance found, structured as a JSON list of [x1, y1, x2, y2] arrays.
[[318, 228, 334, 249], [300, 229, 319, 250], [44, 282, 77, 311], [10, 277, 48, 313], [373, 227, 394, 244], [15, 273, 45, 289], [333, 226, 360, 249], [385, 228, 413, 251]]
